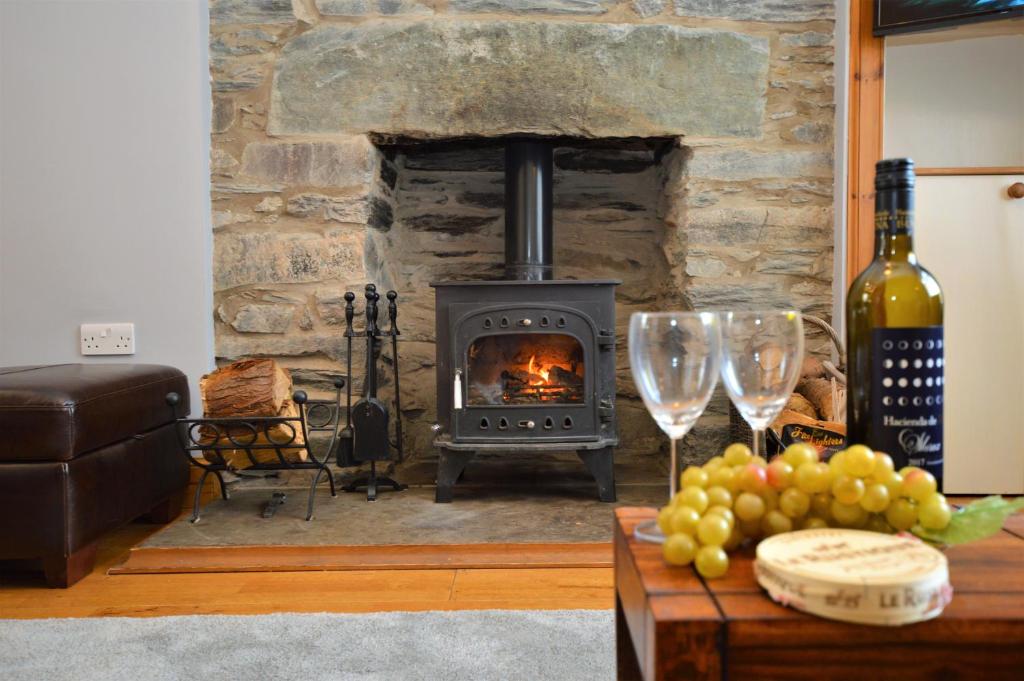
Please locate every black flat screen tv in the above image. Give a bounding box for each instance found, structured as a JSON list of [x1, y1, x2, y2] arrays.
[[874, 0, 1024, 35]]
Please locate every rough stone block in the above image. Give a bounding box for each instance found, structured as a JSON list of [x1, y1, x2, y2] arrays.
[[631, 0, 665, 18], [782, 31, 834, 47], [212, 96, 236, 133], [685, 279, 792, 311], [450, 0, 614, 14], [228, 303, 296, 333], [286, 193, 372, 223], [673, 0, 833, 22], [211, 56, 270, 92], [216, 332, 347, 362], [210, 0, 295, 25], [240, 139, 378, 188], [316, 0, 433, 14], [688, 147, 833, 181], [214, 228, 366, 289], [270, 21, 769, 139]]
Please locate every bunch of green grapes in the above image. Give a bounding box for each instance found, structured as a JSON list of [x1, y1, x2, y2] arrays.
[[659, 442, 952, 578]]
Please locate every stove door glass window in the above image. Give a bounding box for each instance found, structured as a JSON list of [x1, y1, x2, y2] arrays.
[[466, 333, 584, 405]]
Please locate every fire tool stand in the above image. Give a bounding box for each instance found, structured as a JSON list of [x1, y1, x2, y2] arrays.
[[338, 284, 407, 501]]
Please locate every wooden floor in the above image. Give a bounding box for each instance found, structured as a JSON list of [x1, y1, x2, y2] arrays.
[[0, 521, 614, 619]]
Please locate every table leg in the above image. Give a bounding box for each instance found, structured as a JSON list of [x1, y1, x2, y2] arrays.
[[617, 594, 644, 681]]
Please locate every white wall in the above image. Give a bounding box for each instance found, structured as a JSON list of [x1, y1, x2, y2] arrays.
[[885, 31, 1024, 167], [0, 0, 213, 412]]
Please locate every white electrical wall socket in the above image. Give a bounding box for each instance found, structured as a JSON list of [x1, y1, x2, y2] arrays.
[[80, 323, 135, 355]]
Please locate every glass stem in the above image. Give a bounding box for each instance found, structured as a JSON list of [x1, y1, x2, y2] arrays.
[[753, 428, 767, 460], [669, 436, 679, 499]]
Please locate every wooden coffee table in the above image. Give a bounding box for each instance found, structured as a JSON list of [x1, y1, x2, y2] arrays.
[[614, 507, 1024, 680]]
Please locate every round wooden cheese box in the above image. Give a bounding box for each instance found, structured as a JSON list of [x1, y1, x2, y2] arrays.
[[755, 528, 952, 626]]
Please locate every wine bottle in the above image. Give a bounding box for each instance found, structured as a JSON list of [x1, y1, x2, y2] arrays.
[[846, 159, 944, 487]]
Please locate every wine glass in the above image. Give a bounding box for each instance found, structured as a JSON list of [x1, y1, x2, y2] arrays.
[[629, 312, 722, 542], [719, 311, 804, 459]]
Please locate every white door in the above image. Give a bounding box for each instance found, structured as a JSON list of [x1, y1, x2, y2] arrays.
[[915, 176, 1024, 494]]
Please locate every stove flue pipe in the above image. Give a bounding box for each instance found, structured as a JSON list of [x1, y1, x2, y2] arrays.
[[504, 139, 553, 281]]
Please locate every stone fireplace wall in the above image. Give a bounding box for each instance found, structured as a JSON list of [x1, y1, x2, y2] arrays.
[[209, 0, 837, 463]]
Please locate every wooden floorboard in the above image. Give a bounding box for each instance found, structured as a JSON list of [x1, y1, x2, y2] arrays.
[[110, 541, 612, 575], [0, 522, 614, 619]]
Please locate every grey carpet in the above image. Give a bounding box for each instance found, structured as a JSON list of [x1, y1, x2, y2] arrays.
[[0, 609, 614, 681]]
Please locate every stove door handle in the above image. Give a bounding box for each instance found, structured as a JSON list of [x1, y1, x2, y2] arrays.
[[453, 369, 464, 410]]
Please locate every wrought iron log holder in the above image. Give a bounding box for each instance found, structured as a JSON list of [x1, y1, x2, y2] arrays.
[[166, 378, 345, 523]]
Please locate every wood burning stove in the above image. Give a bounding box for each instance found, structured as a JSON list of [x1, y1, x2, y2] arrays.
[[431, 139, 619, 503]]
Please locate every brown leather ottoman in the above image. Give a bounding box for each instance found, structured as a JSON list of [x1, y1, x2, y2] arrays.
[[0, 364, 190, 587]]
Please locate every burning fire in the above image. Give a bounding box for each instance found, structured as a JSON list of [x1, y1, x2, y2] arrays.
[[527, 355, 550, 385]]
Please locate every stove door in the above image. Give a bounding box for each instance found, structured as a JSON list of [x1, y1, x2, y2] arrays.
[[449, 305, 600, 443]]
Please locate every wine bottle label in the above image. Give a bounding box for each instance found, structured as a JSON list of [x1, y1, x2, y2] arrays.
[[870, 327, 943, 478]]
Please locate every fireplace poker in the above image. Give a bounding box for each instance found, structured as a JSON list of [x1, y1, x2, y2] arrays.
[[336, 291, 357, 467], [387, 290, 404, 461]]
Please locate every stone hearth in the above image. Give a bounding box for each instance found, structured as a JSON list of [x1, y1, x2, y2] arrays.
[[209, 0, 837, 465]]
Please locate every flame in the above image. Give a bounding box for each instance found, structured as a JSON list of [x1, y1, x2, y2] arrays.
[[527, 355, 550, 385]]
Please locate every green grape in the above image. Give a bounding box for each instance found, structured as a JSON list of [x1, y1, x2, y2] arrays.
[[679, 486, 710, 513], [681, 466, 709, 489], [723, 524, 745, 551], [801, 516, 829, 530], [898, 466, 916, 477], [885, 498, 918, 531], [843, 444, 877, 477], [709, 466, 740, 495], [918, 493, 952, 530], [695, 545, 730, 579], [810, 492, 832, 519], [751, 455, 769, 469], [871, 470, 904, 499], [734, 492, 766, 522], [873, 452, 895, 477], [663, 533, 698, 566], [782, 442, 819, 469], [702, 456, 725, 473], [865, 513, 894, 534], [766, 460, 794, 491], [760, 487, 780, 512], [670, 506, 701, 535], [657, 505, 675, 535], [794, 462, 831, 494], [901, 469, 938, 503], [738, 463, 768, 493], [828, 451, 847, 480], [779, 487, 811, 518], [831, 500, 868, 527], [859, 483, 891, 513], [706, 505, 735, 527], [706, 485, 733, 509], [697, 514, 732, 546], [723, 443, 753, 466], [761, 509, 794, 536], [832, 475, 866, 505]]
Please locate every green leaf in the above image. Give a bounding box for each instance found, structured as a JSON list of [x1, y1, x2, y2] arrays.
[[912, 496, 1024, 546]]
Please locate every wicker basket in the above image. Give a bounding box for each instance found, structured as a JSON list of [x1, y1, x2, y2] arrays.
[[728, 314, 846, 449]]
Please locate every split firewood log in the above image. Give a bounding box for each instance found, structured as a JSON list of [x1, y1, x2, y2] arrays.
[[801, 356, 827, 380], [797, 377, 839, 422], [198, 359, 306, 466], [785, 393, 818, 420], [771, 409, 846, 437], [548, 365, 583, 386]]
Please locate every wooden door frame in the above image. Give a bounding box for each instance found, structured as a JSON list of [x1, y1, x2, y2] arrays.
[[846, 0, 885, 284]]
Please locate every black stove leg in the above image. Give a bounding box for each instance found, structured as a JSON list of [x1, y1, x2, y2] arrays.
[[436, 448, 474, 503], [577, 447, 617, 503]]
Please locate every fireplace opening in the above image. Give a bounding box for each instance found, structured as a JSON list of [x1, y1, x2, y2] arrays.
[[467, 333, 584, 406]]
